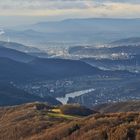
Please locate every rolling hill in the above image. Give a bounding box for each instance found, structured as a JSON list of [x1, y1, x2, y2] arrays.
[[0, 46, 34, 62], [0, 44, 104, 81], [111, 37, 140, 46], [0, 55, 135, 83], [0, 57, 37, 81], [0, 102, 140, 140], [0, 57, 104, 81], [0, 44, 105, 81], [0, 83, 60, 106], [69, 44, 140, 58], [0, 41, 41, 53], [93, 100, 140, 113], [82, 55, 140, 73], [29, 58, 102, 78], [0, 41, 48, 58]]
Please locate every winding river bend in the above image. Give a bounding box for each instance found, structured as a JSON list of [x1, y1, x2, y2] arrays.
[[56, 88, 95, 104]]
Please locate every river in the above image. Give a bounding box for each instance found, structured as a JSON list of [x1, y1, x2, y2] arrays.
[[56, 88, 95, 104]]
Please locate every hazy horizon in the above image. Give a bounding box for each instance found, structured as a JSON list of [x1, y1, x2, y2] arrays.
[[1, 16, 140, 27], [1, 0, 140, 26]]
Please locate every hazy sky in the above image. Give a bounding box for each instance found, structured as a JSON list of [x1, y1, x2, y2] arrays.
[[0, 0, 140, 26]]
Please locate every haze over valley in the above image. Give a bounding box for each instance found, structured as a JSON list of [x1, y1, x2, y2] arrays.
[[1, 0, 140, 139], [1, 17, 140, 108]]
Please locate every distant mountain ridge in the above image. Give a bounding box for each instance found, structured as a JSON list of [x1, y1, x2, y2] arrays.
[[0, 41, 41, 53], [0, 46, 34, 62], [0, 83, 60, 106], [0, 55, 134, 82], [3, 18, 140, 46], [69, 44, 140, 57], [0, 41, 49, 58], [0, 42, 111, 81], [0, 56, 103, 81], [111, 37, 140, 46], [82, 54, 140, 73]]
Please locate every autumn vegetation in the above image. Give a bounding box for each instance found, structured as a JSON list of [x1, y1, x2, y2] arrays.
[[0, 102, 140, 140], [60, 104, 96, 116]]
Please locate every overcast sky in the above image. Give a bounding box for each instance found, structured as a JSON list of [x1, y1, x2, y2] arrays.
[[0, 0, 140, 26]]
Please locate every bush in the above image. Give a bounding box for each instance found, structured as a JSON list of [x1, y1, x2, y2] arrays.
[[60, 104, 95, 116]]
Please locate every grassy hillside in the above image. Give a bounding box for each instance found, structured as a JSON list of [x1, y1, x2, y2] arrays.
[[1, 102, 140, 140], [93, 100, 140, 113]]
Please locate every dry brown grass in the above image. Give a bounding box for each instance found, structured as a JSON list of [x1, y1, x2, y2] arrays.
[[1, 103, 140, 140]]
